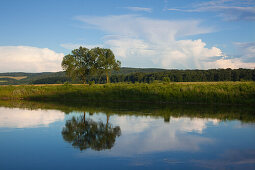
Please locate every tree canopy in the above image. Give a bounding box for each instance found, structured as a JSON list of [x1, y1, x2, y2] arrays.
[[61, 46, 121, 83]]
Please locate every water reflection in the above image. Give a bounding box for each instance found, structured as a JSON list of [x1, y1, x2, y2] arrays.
[[88, 115, 217, 156], [0, 107, 64, 128], [0, 101, 254, 169], [62, 113, 121, 151]]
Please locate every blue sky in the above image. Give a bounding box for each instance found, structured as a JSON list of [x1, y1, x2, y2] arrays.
[[0, 0, 254, 72]]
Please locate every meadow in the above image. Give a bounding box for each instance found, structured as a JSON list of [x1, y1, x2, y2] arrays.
[[0, 81, 254, 105], [0, 76, 27, 80]]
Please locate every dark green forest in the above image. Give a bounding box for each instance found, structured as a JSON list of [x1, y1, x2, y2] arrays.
[[0, 67, 255, 85]]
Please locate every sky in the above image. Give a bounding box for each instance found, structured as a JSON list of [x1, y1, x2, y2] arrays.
[[0, 0, 254, 72]]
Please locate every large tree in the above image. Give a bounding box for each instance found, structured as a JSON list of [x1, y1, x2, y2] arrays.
[[90, 47, 121, 83], [61, 46, 120, 84]]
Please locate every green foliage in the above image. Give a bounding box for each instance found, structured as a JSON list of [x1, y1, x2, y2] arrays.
[[88, 80, 95, 86], [0, 82, 254, 105], [1, 68, 255, 85], [61, 47, 94, 84], [90, 47, 121, 83], [63, 81, 72, 88], [162, 77, 170, 82], [61, 46, 121, 84]]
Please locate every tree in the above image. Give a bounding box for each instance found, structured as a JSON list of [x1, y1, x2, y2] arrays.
[[62, 112, 121, 151], [61, 47, 97, 84], [61, 46, 121, 84], [90, 47, 121, 83]]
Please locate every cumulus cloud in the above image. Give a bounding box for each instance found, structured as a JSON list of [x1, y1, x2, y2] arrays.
[[0, 107, 64, 128], [125, 7, 152, 13], [0, 46, 64, 72], [168, 0, 255, 21], [75, 15, 255, 69], [206, 58, 255, 69]]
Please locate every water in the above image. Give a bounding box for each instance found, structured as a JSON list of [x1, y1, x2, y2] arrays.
[[0, 102, 255, 169]]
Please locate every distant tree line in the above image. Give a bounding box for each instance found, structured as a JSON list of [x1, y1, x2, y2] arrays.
[[28, 68, 255, 84], [32, 77, 71, 84], [89, 68, 255, 83]]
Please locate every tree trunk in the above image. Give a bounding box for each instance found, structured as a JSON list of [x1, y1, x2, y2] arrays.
[[83, 112, 86, 127], [106, 72, 110, 83], [106, 115, 109, 129]]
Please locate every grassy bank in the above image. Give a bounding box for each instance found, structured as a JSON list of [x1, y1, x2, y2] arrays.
[[0, 82, 254, 105]]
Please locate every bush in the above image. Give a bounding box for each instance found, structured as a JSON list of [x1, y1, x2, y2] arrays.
[[89, 81, 95, 86]]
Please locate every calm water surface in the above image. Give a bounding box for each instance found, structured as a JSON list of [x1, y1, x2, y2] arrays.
[[0, 102, 255, 169]]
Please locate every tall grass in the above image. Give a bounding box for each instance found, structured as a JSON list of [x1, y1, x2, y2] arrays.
[[0, 82, 254, 104]]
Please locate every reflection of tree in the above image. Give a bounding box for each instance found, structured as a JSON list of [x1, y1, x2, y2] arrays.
[[62, 112, 121, 151]]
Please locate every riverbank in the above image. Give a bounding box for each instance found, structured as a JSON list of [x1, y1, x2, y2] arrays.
[[0, 82, 254, 105]]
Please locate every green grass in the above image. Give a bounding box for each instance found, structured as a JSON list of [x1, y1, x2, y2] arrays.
[[0, 82, 254, 105], [0, 76, 27, 80]]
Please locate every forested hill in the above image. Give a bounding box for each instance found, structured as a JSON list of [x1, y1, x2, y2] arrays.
[[0, 67, 254, 85]]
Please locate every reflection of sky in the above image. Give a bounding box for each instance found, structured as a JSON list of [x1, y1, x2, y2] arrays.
[[0, 108, 255, 169], [0, 107, 65, 128], [85, 114, 220, 156]]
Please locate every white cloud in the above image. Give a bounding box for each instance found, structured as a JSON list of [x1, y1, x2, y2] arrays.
[[75, 15, 255, 69], [125, 7, 152, 13], [0, 107, 64, 128], [168, 0, 255, 21], [235, 42, 255, 62], [205, 58, 255, 69], [0, 46, 64, 72]]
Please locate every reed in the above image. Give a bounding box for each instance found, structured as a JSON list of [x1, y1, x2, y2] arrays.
[[0, 82, 254, 105]]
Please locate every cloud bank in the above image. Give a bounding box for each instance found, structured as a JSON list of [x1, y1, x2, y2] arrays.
[[0, 46, 64, 72], [75, 15, 255, 69]]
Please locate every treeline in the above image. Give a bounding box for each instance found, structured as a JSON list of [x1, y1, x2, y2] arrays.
[[1, 68, 255, 85], [89, 68, 255, 83], [32, 77, 71, 84], [33, 68, 255, 84]]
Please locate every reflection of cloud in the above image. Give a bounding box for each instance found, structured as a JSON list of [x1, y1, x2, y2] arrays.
[[0, 108, 65, 128], [112, 116, 155, 134], [85, 116, 218, 156], [192, 150, 255, 169], [170, 117, 219, 134]]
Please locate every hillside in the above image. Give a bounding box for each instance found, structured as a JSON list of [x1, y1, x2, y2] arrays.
[[0, 67, 166, 85], [0, 67, 254, 85]]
